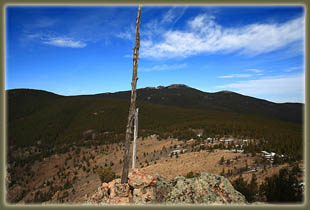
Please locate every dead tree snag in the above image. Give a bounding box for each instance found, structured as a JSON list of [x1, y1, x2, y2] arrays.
[[121, 5, 141, 184]]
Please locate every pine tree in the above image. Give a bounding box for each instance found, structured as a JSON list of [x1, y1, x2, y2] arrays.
[[219, 156, 225, 165], [248, 174, 258, 202], [220, 168, 225, 176], [259, 168, 303, 203]]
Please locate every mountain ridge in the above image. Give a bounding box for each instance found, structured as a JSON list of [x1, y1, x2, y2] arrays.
[[7, 84, 303, 124], [94, 84, 303, 124], [7, 85, 304, 105]]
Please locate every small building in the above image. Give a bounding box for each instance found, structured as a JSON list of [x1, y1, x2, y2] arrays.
[[261, 151, 276, 160], [225, 138, 234, 144], [168, 149, 187, 156], [299, 182, 305, 189]]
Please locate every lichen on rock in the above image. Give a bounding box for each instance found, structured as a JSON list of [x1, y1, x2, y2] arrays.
[[87, 169, 247, 205]]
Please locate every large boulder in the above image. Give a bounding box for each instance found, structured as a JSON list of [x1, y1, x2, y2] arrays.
[[164, 173, 246, 204], [87, 169, 247, 205], [128, 168, 158, 188]]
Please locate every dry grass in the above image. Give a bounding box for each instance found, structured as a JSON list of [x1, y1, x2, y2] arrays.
[[12, 137, 304, 204], [141, 149, 247, 180]]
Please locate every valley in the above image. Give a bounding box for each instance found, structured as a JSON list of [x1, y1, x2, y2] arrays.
[[5, 86, 304, 204], [7, 136, 304, 204]]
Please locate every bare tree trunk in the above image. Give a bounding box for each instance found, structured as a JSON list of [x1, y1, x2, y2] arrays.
[[121, 5, 141, 184], [132, 108, 139, 169]]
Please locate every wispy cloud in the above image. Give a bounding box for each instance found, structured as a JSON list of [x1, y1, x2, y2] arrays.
[[141, 15, 304, 59], [160, 7, 188, 25], [216, 74, 304, 100], [161, 9, 176, 24], [42, 37, 87, 48], [140, 63, 187, 72], [247, 68, 263, 73], [21, 9, 138, 48], [218, 74, 252, 79], [284, 66, 303, 72], [26, 33, 87, 48], [116, 24, 135, 41], [141, 7, 187, 41], [26, 34, 42, 39]]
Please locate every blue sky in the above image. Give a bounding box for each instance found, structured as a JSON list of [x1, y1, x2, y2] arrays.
[[6, 5, 305, 103]]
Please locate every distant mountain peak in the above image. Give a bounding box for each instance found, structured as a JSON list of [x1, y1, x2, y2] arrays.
[[167, 84, 189, 89], [144, 84, 189, 90], [219, 90, 233, 94], [157, 86, 165, 89]]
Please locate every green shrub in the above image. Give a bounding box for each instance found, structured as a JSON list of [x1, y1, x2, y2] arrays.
[[185, 171, 200, 178], [219, 156, 225, 165], [64, 180, 72, 189], [97, 166, 116, 183]]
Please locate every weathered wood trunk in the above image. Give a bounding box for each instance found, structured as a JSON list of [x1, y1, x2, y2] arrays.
[[121, 5, 141, 184], [132, 108, 139, 169]]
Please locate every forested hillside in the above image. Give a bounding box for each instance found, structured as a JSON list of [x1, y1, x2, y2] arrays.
[[7, 87, 303, 161], [98, 84, 303, 123]]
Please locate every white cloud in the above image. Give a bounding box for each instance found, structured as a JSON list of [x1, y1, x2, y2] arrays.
[[140, 63, 187, 72], [116, 31, 133, 40], [247, 68, 263, 73], [141, 15, 304, 59], [160, 7, 188, 25], [116, 25, 135, 41], [42, 37, 87, 48], [218, 74, 252, 79], [284, 66, 303, 72], [141, 7, 187, 41], [25, 32, 87, 48], [26, 34, 41, 39], [117, 7, 186, 42], [161, 9, 176, 24], [215, 74, 304, 100]]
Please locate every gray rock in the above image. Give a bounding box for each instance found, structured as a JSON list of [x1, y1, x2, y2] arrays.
[[159, 173, 247, 205]]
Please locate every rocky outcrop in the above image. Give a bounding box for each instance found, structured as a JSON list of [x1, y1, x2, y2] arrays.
[[87, 169, 247, 205], [164, 174, 246, 204]]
